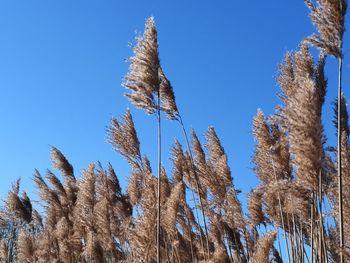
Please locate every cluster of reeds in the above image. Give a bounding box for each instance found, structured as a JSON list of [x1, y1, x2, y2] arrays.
[[0, 1, 348, 262], [250, 0, 348, 262]]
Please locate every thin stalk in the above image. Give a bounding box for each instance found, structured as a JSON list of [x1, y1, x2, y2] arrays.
[[316, 192, 322, 262], [311, 192, 314, 263], [178, 114, 210, 259], [292, 213, 300, 262], [304, 246, 310, 263], [228, 244, 234, 263], [157, 94, 161, 263], [185, 211, 195, 263], [232, 229, 243, 262], [240, 229, 250, 262], [183, 195, 197, 262], [190, 189, 206, 256], [337, 56, 344, 263], [224, 235, 233, 263], [286, 213, 295, 263], [270, 156, 291, 263], [300, 221, 305, 263], [318, 171, 328, 263], [277, 229, 283, 262]]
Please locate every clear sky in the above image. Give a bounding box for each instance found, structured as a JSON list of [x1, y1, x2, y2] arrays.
[[0, 0, 349, 211]]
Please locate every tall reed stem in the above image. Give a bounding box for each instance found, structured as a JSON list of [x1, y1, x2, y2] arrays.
[[318, 170, 328, 263], [270, 154, 291, 263], [337, 55, 344, 263], [178, 115, 210, 259], [189, 187, 206, 257], [311, 192, 314, 263], [157, 93, 162, 263]]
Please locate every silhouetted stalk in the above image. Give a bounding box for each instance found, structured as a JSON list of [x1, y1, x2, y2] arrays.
[[157, 94, 161, 263], [286, 213, 295, 262], [189, 189, 205, 257], [174, 245, 182, 263], [228, 244, 235, 263], [304, 248, 310, 263], [311, 192, 314, 263], [224, 236, 233, 262], [178, 114, 210, 259], [181, 195, 196, 262], [277, 229, 283, 261], [241, 230, 250, 263], [292, 213, 300, 262], [337, 55, 344, 263], [183, 206, 195, 262], [271, 155, 291, 263], [317, 185, 323, 262], [232, 229, 242, 262], [317, 170, 328, 263], [300, 221, 305, 263]]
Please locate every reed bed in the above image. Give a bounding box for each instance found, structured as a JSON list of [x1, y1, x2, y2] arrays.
[[0, 1, 348, 262]]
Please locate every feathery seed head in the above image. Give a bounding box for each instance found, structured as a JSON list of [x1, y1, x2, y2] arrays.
[[123, 17, 160, 114], [305, 0, 347, 57], [51, 147, 75, 179]]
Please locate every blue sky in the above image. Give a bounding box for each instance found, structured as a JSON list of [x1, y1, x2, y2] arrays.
[[0, 0, 349, 212]]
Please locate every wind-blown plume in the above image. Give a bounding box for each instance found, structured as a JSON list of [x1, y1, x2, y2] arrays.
[[74, 163, 96, 234], [252, 231, 277, 263], [108, 110, 141, 169], [253, 110, 274, 185], [17, 231, 35, 263], [159, 67, 178, 120], [170, 140, 186, 184], [51, 146, 74, 179], [206, 126, 232, 189], [123, 17, 160, 114], [253, 110, 291, 185], [248, 186, 265, 227], [278, 44, 326, 190], [4, 190, 32, 223], [334, 94, 349, 136], [305, 0, 347, 57]]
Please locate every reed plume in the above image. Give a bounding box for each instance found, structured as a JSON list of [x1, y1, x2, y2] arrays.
[[252, 231, 277, 263], [108, 110, 142, 170], [51, 146, 75, 179], [122, 17, 179, 262], [305, 0, 347, 57], [123, 17, 159, 114], [50, 147, 78, 209], [159, 66, 179, 120], [74, 163, 96, 233], [334, 94, 349, 136], [278, 44, 326, 190], [248, 187, 265, 228], [305, 2, 347, 260]]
